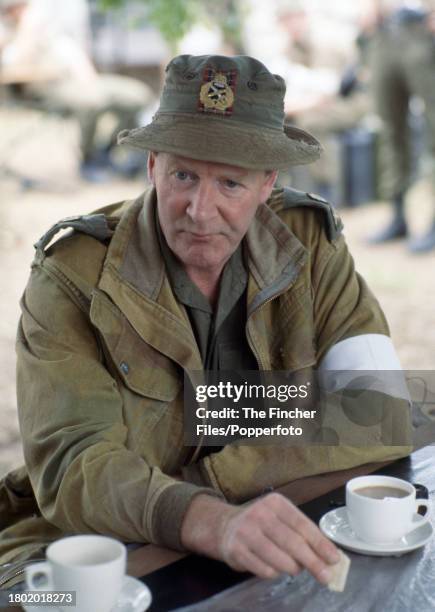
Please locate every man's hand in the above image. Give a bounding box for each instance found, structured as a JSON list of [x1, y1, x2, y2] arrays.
[[181, 492, 340, 585]]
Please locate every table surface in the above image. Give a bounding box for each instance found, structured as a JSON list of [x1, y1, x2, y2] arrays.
[[2, 435, 434, 611], [133, 444, 435, 612]]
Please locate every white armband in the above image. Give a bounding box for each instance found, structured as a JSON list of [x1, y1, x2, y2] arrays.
[[318, 334, 410, 401]]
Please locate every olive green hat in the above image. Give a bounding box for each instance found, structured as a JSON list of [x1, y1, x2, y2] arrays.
[[117, 54, 322, 170]]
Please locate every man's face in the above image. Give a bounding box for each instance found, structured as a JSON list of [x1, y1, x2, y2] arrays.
[[148, 152, 277, 276]]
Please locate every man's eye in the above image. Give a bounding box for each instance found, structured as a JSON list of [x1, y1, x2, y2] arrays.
[[175, 171, 190, 181], [224, 179, 240, 189]]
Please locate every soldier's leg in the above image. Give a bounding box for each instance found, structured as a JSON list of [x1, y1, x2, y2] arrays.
[[367, 29, 411, 243], [24, 80, 110, 181], [92, 74, 153, 148], [47, 81, 118, 180], [27, 80, 102, 161], [404, 23, 435, 253], [297, 92, 372, 201], [83, 74, 155, 177]]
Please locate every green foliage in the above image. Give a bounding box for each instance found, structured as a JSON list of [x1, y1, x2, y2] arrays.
[[143, 0, 200, 49], [99, 0, 201, 50], [98, 0, 247, 53], [202, 0, 248, 53]]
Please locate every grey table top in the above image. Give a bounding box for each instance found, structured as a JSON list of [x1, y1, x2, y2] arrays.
[[176, 446, 435, 612]]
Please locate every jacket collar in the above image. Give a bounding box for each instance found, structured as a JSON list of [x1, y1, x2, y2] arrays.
[[245, 198, 307, 314], [95, 187, 307, 366], [103, 187, 306, 299]]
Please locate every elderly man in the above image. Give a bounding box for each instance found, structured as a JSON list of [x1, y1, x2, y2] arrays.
[[0, 54, 411, 586]]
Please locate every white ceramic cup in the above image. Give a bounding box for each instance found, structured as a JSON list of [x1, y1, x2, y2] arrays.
[[25, 535, 126, 612], [346, 475, 430, 544]]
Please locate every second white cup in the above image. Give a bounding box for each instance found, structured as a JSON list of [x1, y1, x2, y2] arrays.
[[25, 534, 127, 612], [346, 475, 430, 544]]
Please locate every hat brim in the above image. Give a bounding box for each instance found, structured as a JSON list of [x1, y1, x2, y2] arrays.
[[117, 114, 322, 170]]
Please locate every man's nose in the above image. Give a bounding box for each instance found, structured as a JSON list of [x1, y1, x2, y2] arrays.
[[186, 181, 219, 224]]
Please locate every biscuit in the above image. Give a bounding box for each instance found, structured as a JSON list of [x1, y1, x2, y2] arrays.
[[328, 550, 350, 592]]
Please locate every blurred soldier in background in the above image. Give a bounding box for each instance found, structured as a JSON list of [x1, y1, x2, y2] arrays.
[[273, 0, 372, 200], [0, 0, 153, 181], [366, 0, 435, 252]]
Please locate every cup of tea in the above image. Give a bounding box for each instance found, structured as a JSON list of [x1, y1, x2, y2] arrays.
[[346, 475, 430, 544], [25, 535, 126, 612]]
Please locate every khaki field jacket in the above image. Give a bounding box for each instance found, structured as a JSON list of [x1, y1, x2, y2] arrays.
[[0, 186, 411, 567]]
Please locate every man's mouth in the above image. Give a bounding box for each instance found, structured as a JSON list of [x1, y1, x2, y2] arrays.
[[186, 232, 215, 240]]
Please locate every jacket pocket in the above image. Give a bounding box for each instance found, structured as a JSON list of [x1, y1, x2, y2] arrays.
[[89, 291, 182, 402]]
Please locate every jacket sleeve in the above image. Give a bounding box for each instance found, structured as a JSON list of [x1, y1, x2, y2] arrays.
[[312, 233, 389, 359], [182, 230, 412, 502], [16, 263, 220, 550]]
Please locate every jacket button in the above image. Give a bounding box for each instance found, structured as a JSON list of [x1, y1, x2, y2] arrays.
[[120, 361, 129, 375]]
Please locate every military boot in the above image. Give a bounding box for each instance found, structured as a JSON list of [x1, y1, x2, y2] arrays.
[[408, 219, 435, 253], [367, 193, 408, 244]]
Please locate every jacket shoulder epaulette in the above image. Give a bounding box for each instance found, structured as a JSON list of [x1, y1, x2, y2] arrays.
[[269, 187, 343, 242], [33, 200, 127, 255], [31, 200, 129, 307]]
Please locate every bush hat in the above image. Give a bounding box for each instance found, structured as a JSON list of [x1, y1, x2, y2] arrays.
[[117, 54, 322, 170]]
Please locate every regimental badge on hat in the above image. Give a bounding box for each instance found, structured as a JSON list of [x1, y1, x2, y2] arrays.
[[198, 67, 236, 115]]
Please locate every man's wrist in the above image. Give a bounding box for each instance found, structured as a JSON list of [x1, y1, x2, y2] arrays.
[[180, 493, 237, 559]]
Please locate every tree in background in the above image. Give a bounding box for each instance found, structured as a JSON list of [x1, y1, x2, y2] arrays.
[[99, 0, 247, 54]]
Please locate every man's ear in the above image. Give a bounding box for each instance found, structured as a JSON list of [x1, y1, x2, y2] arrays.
[[260, 170, 279, 203], [147, 152, 157, 185]]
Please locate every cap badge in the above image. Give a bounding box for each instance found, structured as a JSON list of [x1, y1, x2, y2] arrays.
[[199, 68, 236, 115]]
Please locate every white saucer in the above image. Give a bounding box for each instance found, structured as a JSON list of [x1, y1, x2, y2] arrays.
[[319, 507, 433, 556], [23, 575, 151, 612]]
